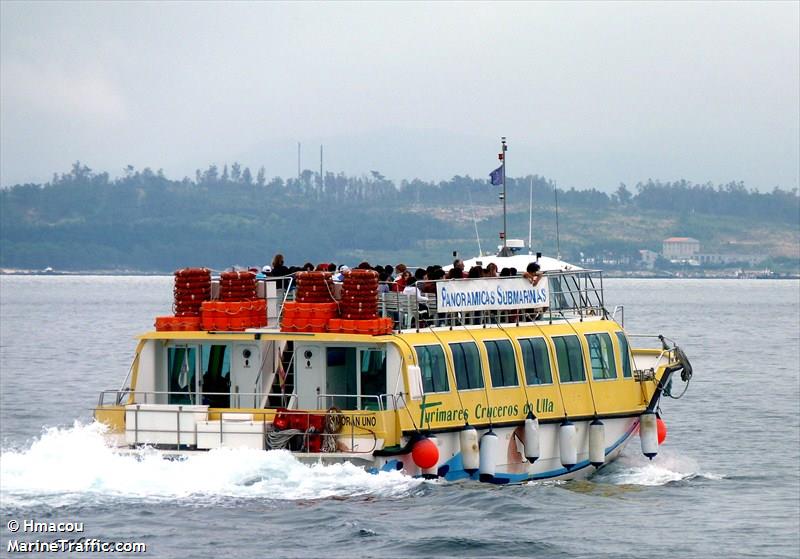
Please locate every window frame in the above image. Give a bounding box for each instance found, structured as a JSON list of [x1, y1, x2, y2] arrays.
[[448, 341, 484, 391], [414, 344, 450, 394], [517, 336, 554, 386], [483, 338, 520, 388], [552, 334, 587, 383], [585, 332, 618, 381], [615, 331, 634, 379]]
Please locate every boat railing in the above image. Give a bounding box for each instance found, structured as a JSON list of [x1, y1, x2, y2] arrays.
[[199, 269, 606, 334], [95, 390, 388, 454], [611, 305, 624, 326], [375, 269, 605, 332], [96, 389, 394, 420], [626, 334, 679, 374], [96, 389, 298, 408], [315, 393, 398, 413]]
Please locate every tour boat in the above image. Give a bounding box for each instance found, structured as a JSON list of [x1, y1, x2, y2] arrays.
[[93, 140, 693, 483], [93, 252, 692, 483]]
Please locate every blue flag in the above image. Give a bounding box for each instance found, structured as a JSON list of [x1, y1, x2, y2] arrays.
[[489, 165, 504, 186]]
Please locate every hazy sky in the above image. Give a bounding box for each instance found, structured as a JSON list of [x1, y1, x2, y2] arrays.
[[1, 1, 798, 191]]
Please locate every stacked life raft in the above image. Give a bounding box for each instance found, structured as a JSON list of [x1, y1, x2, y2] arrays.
[[155, 268, 267, 332], [281, 270, 392, 335]]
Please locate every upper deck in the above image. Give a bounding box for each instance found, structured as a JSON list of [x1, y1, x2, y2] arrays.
[[189, 268, 608, 337]]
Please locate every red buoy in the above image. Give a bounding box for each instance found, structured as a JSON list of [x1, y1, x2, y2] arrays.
[[411, 437, 439, 469], [657, 417, 667, 445]]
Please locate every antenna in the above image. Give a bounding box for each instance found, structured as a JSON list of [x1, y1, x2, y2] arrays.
[[554, 181, 561, 260], [467, 180, 483, 256], [528, 176, 533, 254], [320, 144, 324, 190], [297, 142, 301, 179]]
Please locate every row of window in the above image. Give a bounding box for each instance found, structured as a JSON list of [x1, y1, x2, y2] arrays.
[[415, 332, 633, 394]]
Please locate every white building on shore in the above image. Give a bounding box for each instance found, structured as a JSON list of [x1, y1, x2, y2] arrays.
[[662, 237, 700, 261]]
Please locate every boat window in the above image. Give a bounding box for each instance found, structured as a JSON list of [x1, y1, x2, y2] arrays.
[[200, 344, 231, 407], [586, 333, 617, 380], [615, 332, 633, 378], [360, 349, 387, 410], [484, 340, 519, 387], [327, 347, 358, 410], [449, 342, 484, 390], [168, 346, 196, 404], [414, 345, 449, 393], [519, 337, 553, 385], [553, 335, 586, 382]]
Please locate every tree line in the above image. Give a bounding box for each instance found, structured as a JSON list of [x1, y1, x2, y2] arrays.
[[1, 161, 797, 271]]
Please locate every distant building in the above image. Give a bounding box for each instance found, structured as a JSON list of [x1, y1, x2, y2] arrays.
[[638, 249, 659, 270], [662, 237, 700, 260], [695, 253, 765, 266]]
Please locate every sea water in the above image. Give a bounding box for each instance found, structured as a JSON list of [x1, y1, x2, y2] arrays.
[[1, 276, 798, 558]]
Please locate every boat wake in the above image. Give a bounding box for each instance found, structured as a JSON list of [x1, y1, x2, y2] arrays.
[[591, 447, 725, 487], [0, 422, 424, 509]]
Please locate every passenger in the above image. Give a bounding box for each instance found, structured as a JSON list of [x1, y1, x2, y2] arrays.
[[302, 262, 314, 272], [333, 265, 350, 282], [394, 269, 412, 292], [357, 261, 372, 270], [269, 254, 291, 289], [415, 268, 435, 294], [327, 263, 337, 273], [467, 265, 483, 279], [499, 268, 510, 277], [485, 263, 499, 277], [422, 269, 446, 323], [403, 276, 428, 300], [523, 262, 543, 286], [378, 271, 390, 293], [256, 265, 271, 280], [403, 276, 429, 326], [315, 262, 328, 271], [385, 264, 395, 281], [271, 254, 290, 277], [447, 268, 464, 279]]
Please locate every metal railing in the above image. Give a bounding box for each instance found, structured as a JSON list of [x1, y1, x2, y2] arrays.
[[160, 269, 607, 334], [375, 270, 605, 331], [95, 389, 388, 454], [315, 393, 399, 413], [96, 389, 297, 408]]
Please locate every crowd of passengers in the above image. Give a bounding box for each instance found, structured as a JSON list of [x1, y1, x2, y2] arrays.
[[250, 254, 544, 295]]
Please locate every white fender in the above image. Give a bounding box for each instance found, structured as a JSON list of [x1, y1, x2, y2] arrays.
[[459, 425, 480, 474], [523, 415, 540, 463], [640, 412, 658, 460], [559, 421, 577, 470], [479, 430, 498, 482], [589, 419, 605, 468]]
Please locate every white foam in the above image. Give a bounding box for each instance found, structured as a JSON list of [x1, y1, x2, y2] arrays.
[[0, 422, 423, 508], [593, 447, 725, 486]]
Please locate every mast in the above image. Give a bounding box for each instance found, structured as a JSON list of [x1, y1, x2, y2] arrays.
[[554, 181, 561, 260], [501, 137, 508, 255], [528, 176, 533, 254]]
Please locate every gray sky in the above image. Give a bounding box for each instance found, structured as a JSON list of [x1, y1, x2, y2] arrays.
[[1, 1, 798, 191]]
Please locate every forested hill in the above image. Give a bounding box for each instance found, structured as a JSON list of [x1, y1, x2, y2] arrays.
[[1, 162, 798, 272]]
